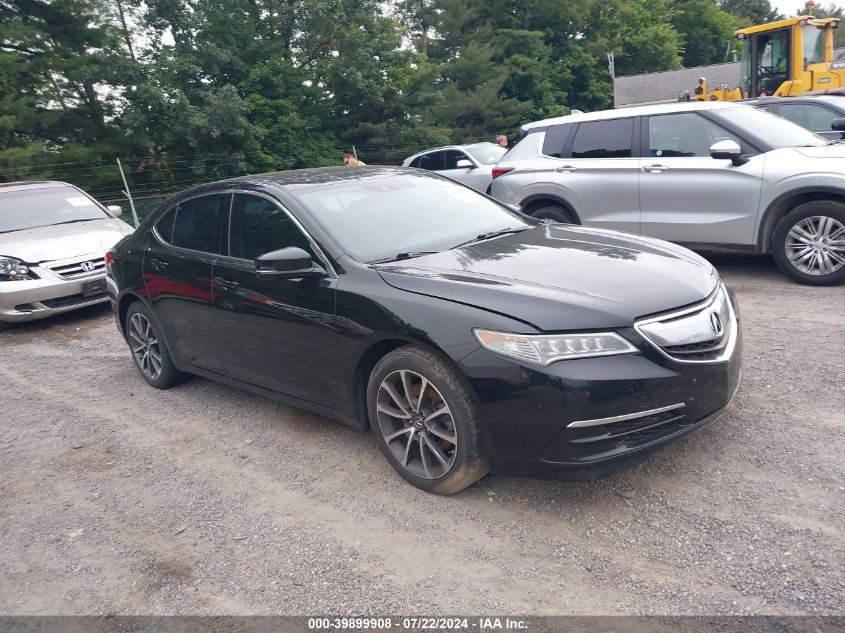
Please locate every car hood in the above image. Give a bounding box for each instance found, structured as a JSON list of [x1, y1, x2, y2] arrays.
[[0, 218, 133, 264], [793, 144, 845, 158], [375, 225, 719, 331]]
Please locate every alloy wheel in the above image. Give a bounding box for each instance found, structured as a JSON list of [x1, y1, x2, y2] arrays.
[[785, 215, 845, 276], [375, 369, 457, 479], [128, 312, 163, 380]]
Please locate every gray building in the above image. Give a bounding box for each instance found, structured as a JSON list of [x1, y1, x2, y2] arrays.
[[613, 62, 740, 108]]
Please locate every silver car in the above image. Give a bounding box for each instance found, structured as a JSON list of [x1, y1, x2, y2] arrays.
[[403, 142, 508, 192], [491, 101, 845, 285], [0, 181, 134, 327]]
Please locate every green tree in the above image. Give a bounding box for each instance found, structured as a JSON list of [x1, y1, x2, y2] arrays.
[[672, 0, 742, 67]]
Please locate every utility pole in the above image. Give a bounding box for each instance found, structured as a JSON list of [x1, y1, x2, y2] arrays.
[[116, 158, 140, 228]]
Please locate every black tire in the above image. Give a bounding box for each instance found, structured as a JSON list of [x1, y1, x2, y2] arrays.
[[772, 201, 845, 286], [367, 345, 489, 494], [531, 204, 576, 224], [124, 301, 186, 389]]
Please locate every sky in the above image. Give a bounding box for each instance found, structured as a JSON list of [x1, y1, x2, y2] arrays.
[[773, 0, 845, 15]]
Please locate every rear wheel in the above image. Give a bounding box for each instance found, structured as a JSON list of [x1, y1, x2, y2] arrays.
[[125, 302, 185, 389], [531, 204, 576, 224], [772, 202, 845, 285], [367, 346, 488, 494]]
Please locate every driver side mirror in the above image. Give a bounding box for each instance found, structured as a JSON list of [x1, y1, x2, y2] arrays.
[[455, 159, 475, 169], [710, 140, 748, 166], [255, 247, 325, 279], [107, 205, 123, 216], [831, 117, 845, 139]]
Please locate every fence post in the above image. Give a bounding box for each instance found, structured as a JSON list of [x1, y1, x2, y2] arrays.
[[116, 157, 140, 228]]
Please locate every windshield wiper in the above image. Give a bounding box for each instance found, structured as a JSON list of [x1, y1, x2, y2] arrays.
[[52, 218, 100, 226], [450, 226, 529, 250], [370, 251, 439, 264]]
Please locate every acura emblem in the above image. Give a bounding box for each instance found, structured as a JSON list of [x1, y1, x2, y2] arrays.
[[80, 260, 95, 272], [709, 311, 724, 336]]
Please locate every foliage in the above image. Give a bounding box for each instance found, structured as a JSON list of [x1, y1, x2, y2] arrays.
[[0, 0, 794, 199]]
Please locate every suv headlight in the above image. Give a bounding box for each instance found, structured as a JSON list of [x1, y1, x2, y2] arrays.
[[0, 256, 31, 280], [474, 328, 637, 365]]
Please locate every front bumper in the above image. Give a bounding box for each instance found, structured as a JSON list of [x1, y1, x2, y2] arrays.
[[460, 303, 743, 481], [0, 265, 108, 323]]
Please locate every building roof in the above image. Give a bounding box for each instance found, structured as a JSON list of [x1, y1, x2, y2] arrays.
[[613, 62, 740, 108]]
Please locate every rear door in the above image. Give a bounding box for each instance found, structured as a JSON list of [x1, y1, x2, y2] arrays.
[[211, 192, 343, 408], [144, 193, 226, 371], [637, 111, 764, 246], [546, 117, 640, 233]]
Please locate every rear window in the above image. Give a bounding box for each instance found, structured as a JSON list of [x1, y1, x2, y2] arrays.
[[0, 185, 108, 233], [571, 119, 634, 159], [171, 194, 225, 254], [541, 124, 573, 158]]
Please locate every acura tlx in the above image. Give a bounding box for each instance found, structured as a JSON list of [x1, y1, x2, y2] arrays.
[[108, 166, 741, 493]]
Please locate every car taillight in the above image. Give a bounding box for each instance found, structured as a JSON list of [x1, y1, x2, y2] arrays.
[[105, 251, 114, 267], [491, 167, 514, 179]]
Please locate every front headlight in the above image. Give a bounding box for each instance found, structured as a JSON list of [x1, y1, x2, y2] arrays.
[[0, 256, 31, 280], [474, 328, 637, 366]]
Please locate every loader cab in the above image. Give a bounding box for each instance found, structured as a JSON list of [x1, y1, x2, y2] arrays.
[[737, 16, 839, 98]]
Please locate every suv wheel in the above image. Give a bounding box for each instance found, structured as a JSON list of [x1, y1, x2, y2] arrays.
[[125, 302, 185, 388], [773, 201, 845, 285], [531, 204, 575, 224], [367, 346, 489, 494]]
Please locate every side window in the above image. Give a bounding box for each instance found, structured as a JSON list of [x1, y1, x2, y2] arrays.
[[777, 103, 838, 133], [228, 194, 313, 260], [443, 150, 469, 170], [155, 207, 176, 243], [647, 113, 742, 158], [571, 119, 633, 159], [409, 156, 422, 168], [418, 151, 445, 171], [171, 194, 224, 253], [542, 124, 572, 158]]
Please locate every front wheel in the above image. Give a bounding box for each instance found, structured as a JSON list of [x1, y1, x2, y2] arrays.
[[773, 202, 845, 285], [531, 204, 576, 224], [367, 346, 488, 494]]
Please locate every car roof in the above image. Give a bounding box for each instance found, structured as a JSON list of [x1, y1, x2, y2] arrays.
[[215, 165, 420, 191], [521, 101, 745, 131], [404, 141, 502, 161], [0, 180, 72, 194]]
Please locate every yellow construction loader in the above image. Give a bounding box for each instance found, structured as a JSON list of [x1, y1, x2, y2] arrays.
[[682, 15, 843, 101]]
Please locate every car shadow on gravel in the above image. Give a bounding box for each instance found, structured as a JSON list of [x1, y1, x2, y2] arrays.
[[0, 303, 113, 344]]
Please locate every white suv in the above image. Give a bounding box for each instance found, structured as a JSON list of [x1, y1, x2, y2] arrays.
[[490, 101, 845, 285]]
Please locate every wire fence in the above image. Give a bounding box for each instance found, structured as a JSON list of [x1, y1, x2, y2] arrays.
[[0, 142, 458, 224]]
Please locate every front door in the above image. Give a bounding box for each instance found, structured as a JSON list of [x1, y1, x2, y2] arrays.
[[638, 112, 764, 247], [144, 193, 226, 371], [212, 192, 342, 408]]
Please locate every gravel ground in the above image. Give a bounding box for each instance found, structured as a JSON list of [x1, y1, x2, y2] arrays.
[[0, 254, 843, 616]]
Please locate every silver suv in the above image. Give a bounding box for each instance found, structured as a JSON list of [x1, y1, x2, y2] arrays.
[[490, 101, 845, 285]]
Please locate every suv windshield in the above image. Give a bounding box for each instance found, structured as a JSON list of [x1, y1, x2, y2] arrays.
[[464, 144, 508, 165], [292, 172, 528, 262], [0, 186, 108, 233], [709, 106, 828, 149]]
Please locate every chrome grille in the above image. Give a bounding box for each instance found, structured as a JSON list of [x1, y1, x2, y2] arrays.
[[635, 285, 737, 364], [47, 256, 106, 279]]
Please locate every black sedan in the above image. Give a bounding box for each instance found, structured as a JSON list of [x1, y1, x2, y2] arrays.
[[107, 166, 742, 494]]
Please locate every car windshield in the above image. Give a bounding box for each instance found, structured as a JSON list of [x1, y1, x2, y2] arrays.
[[292, 172, 529, 262], [709, 106, 828, 149], [0, 185, 108, 233], [464, 143, 508, 165]]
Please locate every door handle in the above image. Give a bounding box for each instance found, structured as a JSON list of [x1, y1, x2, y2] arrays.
[[149, 258, 169, 269], [214, 277, 240, 290], [555, 165, 577, 173], [642, 164, 669, 173]]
